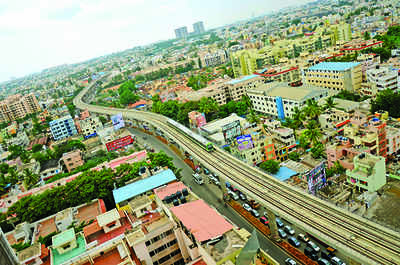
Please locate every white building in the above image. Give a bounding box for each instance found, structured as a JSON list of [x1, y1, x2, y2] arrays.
[[79, 116, 103, 138], [366, 66, 398, 92], [199, 50, 228, 67], [247, 82, 329, 120]]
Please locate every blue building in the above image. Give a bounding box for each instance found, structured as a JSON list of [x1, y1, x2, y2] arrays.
[[49, 115, 78, 141]]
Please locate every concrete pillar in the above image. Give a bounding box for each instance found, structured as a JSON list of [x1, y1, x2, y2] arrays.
[[266, 210, 279, 241]]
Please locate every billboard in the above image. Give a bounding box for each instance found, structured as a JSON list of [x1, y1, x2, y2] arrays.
[[236, 134, 253, 151], [304, 162, 327, 195], [111, 113, 125, 130], [222, 120, 241, 144], [106, 135, 134, 152]]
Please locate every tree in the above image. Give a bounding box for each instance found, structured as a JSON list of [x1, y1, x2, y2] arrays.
[[31, 144, 43, 153], [0, 163, 9, 175], [311, 142, 325, 159], [118, 80, 137, 94], [120, 89, 139, 105], [303, 120, 322, 146], [23, 169, 40, 189], [198, 97, 219, 118], [99, 116, 108, 124], [304, 99, 322, 120], [371, 89, 400, 118], [288, 152, 301, 162], [260, 160, 280, 174], [324, 97, 337, 111], [364, 31, 371, 40], [7, 145, 25, 160]]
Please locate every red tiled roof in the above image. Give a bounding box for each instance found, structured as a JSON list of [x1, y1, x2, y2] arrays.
[[255, 67, 298, 77], [170, 200, 233, 242], [192, 259, 208, 265], [40, 244, 49, 259], [340, 41, 383, 51]]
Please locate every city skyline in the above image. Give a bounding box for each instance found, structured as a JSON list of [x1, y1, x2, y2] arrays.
[[0, 0, 311, 83]]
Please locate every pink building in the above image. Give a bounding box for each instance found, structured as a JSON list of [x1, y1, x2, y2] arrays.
[[61, 150, 84, 172], [80, 109, 90, 120]]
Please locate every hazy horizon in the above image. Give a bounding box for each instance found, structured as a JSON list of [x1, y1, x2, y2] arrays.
[[0, 0, 312, 82]]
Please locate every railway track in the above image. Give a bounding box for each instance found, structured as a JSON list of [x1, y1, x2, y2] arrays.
[[74, 85, 400, 265]]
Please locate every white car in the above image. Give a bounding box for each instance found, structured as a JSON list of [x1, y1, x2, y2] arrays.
[[307, 241, 320, 252], [331, 257, 346, 265], [284, 225, 295, 236], [243, 203, 252, 212]]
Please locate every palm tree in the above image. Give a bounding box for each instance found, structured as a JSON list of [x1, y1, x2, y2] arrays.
[[304, 99, 322, 120], [304, 120, 322, 146], [324, 97, 337, 111], [23, 169, 40, 189]]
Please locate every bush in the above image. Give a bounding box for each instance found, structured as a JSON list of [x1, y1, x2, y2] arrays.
[[260, 160, 280, 174]]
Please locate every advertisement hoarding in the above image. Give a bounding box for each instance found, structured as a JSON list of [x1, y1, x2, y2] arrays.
[[236, 134, 253, 151], [304, 162, 327, 195], [106, 135, 134, 152], [111, 113, 125, 130], [222, 120, 241, 144]]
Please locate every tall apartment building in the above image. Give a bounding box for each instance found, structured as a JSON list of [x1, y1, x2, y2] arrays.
[[346, 152, 386, 192], [366, 66, 399, 92], [174, 26, 188, 39], [61, 150, 84, 172], [330, 22, 352, 43], [0, 228, 18, 265], [247, 82, 328, 120], [49, 115, 78, 141], [231, 49, 264, 77], [255, 66, 302, 85], [193, 21, 205, 35], [303, 62, 362, 94], [199, 50, 227, 67], [0, 93, 41, 123]]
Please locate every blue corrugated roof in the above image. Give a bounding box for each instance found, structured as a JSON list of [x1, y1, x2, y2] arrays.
[[307, 62, 360, 72], [272, 166, 297, 181], [227, 74, 259, 85], [113, 169, 176, 204]]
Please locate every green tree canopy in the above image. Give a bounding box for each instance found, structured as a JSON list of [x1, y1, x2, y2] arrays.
[[260, 160, 280, 174]]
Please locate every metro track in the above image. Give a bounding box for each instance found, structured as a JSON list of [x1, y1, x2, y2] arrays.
[[74, 85, 400, 265]]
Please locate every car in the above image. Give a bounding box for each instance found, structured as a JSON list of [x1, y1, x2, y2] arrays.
[[317, 258, 331, 265], [213, 179, 220, 186], [203, 168, 210, 175], [321, 250, 334, 260], [243, 203, 252, 212], [259, 216, 269, 225], [285, 258, 297, 265], [278, 228, 287, 238], [230, 185, 238, 192], [330, 257, 346, 265], [251, 209, 260, 218], [284, 225, 295, 235], [307, 241, 321, 253], [297, 233, 310, 243], [276, 217, 284, 228], [239, 192, 247, 201], [228, 191, 239, 200], [288, 236, 301, 247], [304, 247, 319, 260]]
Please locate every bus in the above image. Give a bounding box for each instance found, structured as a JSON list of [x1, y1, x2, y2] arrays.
[[192, 173, 204, 185]]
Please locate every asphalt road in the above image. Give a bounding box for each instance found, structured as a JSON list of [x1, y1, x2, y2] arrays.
[[127, 127, 292, 264]]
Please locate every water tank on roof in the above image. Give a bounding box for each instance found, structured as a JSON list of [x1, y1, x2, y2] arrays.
[[173, 199, 179, 206], [182, 188, 189, 196], [180, 196, 187, 204], [176, 191, 182, 198], [164, 195, 172, 204]]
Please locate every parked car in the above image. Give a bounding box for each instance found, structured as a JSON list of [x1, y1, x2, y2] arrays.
[[321, 250, 334, 260], [285, 258, 297, 265], [203, 168, 210, 175], [213, 179, 220, 186], [276, 217, 284, 228], [304, 247, 319, 260], [239, 192, 247, 201], [230, 185, 238, 192], [278, 228, 287, 238], [243, 203, 252, 212], [330, 257, 346, 265], [259, 216, 269, 225], [307, 241, 321, 253], [251, 209, 260, 218], [317, 258, 331, 265], [297, 233, 310, 243], [288, 236, 300, 247], [248, 199, 260, 209], [284, 225, 295, 235], [228, 191, 239, 201]]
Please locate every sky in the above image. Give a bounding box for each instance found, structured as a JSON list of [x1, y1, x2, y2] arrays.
[[0, 0, 311, 82]]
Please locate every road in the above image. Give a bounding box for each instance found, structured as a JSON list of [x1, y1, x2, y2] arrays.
[[128, 127, 291, 264]]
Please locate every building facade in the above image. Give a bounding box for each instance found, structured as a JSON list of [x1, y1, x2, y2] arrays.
[[247, 82, 328, 120], [346, 153, 386, 192], [174, 27, 188, 39], [61, 150, 84, 173], [49, 115, 78, 141], [0, 93, 41, 123], [303, 62, 362, 94], [79, 116, 103, 138], [366, 66, 399, 92], [199, 50, 227, 67], [193, 21, 205, 35]]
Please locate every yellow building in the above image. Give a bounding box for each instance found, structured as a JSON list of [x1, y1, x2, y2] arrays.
[[303, 62, 362, 94], [330, 22, 352, 43], [230, 49, 265, 77]]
